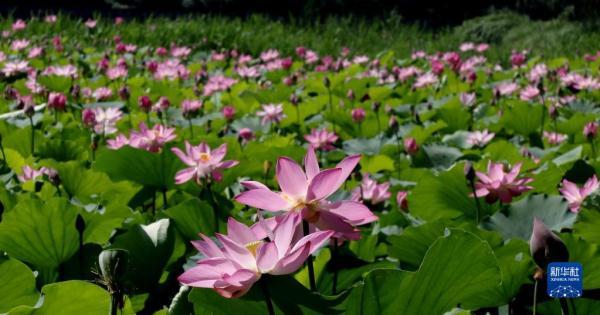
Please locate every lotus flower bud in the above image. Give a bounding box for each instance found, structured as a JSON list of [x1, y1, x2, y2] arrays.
[[360, 93, 371, 102], [23, 102, 34, 118], [99, 249, 128, 289], [48, 92, 67, 111], [289, 94, 300, 106], [118, 86, 130, 101], [281, 57, 293, 70], [138, 95, 152, 112], [389, 116, 398, 129], [222, 105, 236, 121], [323, 76, 330, 88], [347, 89, 355, 101], [404, 137, 419, 155], [584, 121, 598, 139], [82, 108, 96, 128], [238, 128, 254, 142], [351, 108, 366, 123], [70, 84, 81, 99], [45, 168, 61, 186], [396, 191, 408, 211], [372, 102, 381, 112], [529, 217, 569, 271], [4, 86, 18, 100]]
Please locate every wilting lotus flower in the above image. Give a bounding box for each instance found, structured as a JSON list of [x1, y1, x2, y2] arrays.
[[127, 123, 176, 152], [530, 217, 569, 270], [171, 142, 238, 184], [235, 147, 377, 240], [352, 174, 391, 205], [543, 131, 568, 145], [257, 104, 285, 125], [467, 130, 495, 147], [92, 107, 123, 135], [473, 161, 533, 204], [304, 129, 338, 151], [178, 213, 333, 298], [560, 175, 599, 212]]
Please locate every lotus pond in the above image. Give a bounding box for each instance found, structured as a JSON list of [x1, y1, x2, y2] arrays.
[[1, 16, 600, 315]]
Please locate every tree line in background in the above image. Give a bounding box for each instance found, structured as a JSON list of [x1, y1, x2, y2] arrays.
[[1, 0, 600, 25]]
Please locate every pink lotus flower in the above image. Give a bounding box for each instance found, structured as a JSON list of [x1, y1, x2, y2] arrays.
[[413, 72, 438, 89], [107, 134, 130, 150], [467, 130, 495, 147], [473, 162, 533, 204], [238, 128, 254, 144], [178, 213, 333, 298], [2, 60, 29, 76], [520, 85, 540, 101], [560, 176, 599, 212], [260, 49, 280, 62], [543, 131, 568, 146], [127, 123, 176, 152], [203, 75, 238, 96], [181, 99, 202, 117], [18, 165, 46, 183], [12, 19, 26, 31], [171, 142, 239, 184], [92, 107, 123, 135], [510, 51, 527, 67], [45, 15, 57, 24], [48, 92, 67, 111], [584, 121, 598, 139], [396, 191, 408, 211], [257, 104, 285, 125], [234, 147, 377, 240], [495, 82, 519, 96], [84, 19, 97, 29], [93, 87, 113, 101], [222, 105, 236, 121], [351, 108, 366, 123], [43, 65, 78, 77], [352, 174, 391, 205], [404, 137, 419, 155], [460, 92, 476, 107], [304, 129, 338, 151], [11, 39, 30, 51], [459, 42, 475, 52]]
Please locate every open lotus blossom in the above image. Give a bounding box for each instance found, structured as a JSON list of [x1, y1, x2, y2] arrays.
[[351, 174, 391, 205], [257, 104, 285, 125], [495, 82, 519, 96], [178, 213, 333, 298], [107, 134, 130, 150], [203, 75, 238, 96], [520, 85, 540, 101], [234, 147, 377, 240], [2, 60, 29, 76], [543, 131, 568, 145], [413, 72, 438, 89], [92, 107, 123, 135], [18, 165, 48, 183], [123, 123, 176, 152], [473, 161, 533, 204], [467, 129, 495, 147], [460, 92, 476, 107], [304, 129, 338, 151], [171, 142, 239, 184], [559, 175, 599, 212]]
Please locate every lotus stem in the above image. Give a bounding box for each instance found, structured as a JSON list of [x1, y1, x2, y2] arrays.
[[469, 179, 482, 224], [533, 279, 538, 315], [29, 116, 35, 156], [260, 276, 275, 315], [332, 239, 339, 295], [302, 220, 317, 292]]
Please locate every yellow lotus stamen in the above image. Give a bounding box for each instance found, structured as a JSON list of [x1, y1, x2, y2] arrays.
[[245, 240, 263, 256]]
